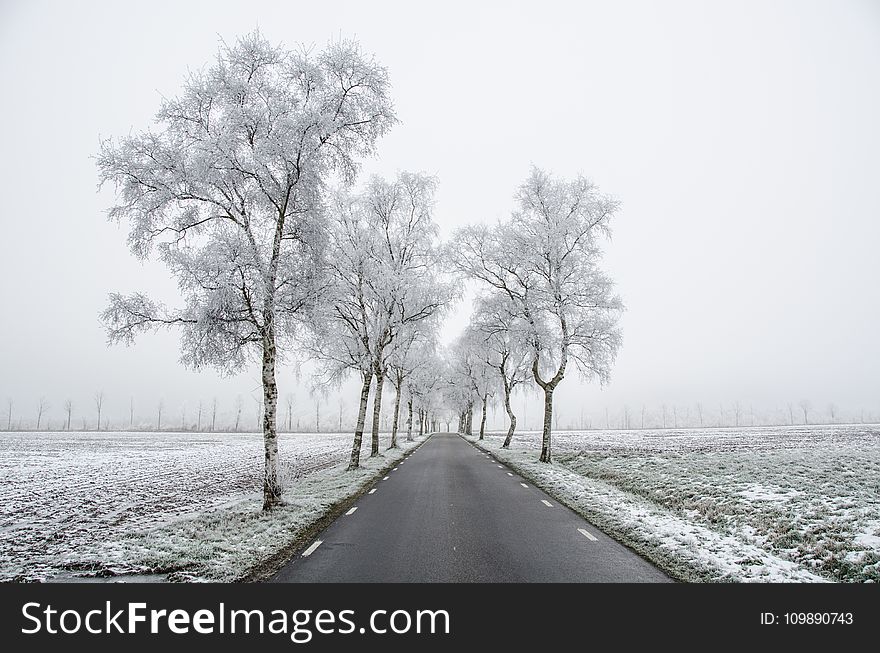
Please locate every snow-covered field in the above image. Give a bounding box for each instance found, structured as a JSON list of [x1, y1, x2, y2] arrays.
[[471, 424, 880, 582], [0, 430, 411, 582]]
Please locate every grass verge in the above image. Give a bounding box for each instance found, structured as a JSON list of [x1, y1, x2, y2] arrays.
[[76, 437, 429, 582]]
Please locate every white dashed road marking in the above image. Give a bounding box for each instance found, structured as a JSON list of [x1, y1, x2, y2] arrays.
[[368, 489, 376, 494], [302, 540, 323, 557], [541, 500, 553, 507], [496, 465, 503, 468], [520, 483, 529, 488], [383, 476, 389, 481], [345, 507, 358, 516], [578, 528, 598, 541], [507, 472, 513, 476]]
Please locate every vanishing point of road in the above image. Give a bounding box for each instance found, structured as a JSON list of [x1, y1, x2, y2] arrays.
[[273, 433, 670, 582]]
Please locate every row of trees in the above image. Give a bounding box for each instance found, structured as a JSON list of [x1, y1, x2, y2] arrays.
[[4, 393, 867, 432], [92, 30, 665, 510], [98, 32, 455, 510], [444, 167, 624, 462], [2, 393, 382, 433]]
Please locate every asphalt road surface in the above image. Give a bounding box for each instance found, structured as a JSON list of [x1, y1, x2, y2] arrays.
[[272, 433, 670, 582]]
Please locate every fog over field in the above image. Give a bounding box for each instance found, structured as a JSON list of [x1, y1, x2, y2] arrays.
[[1, 0, 879, 430]]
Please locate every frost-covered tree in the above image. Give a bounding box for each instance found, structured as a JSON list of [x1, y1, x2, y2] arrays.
[[36, 397, 49, 431], [94, 391, 104, 432], [799, 399, 812, 425], [358, 173, 449, 457], [406, 352, 445, 439], [471, 295, 531, 446], [453, 167, 623, 462], [308, 172, 449, 468], [64, 399, 73, 431], [285, 393, 294, 432], [233, 396, 242, 432], [97, 31, 395, 508], [448, 328, 495, 438], [387, 324, 438, 448]]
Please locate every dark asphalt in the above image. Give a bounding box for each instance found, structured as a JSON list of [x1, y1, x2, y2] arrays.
[[272, 433, 670, 582]]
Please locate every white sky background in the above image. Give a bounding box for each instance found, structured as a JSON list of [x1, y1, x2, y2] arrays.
[[1, 0, 879, 430]]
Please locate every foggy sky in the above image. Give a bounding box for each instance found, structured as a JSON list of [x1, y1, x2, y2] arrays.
[[1, 0, 879, 430]]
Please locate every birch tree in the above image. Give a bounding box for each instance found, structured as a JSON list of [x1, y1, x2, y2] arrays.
[[386, 324, 438, 449], [308, 172, 448, 469], [94, 391, 104, 431], [97, 31, 395, 509], [799, 399, 811, 425], [406, 353, 444, 439], [471, 295, 531, 446], [453, 166, 623, 462], [448, 328, 496, 439], [36, 397, 49, 431], [359, 173, 448, 457]]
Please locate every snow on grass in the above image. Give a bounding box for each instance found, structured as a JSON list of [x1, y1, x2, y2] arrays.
[[468, 424, 880, 582], [0, 430, 418, 582]]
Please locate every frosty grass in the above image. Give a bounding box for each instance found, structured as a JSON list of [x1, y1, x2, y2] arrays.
[[0, 431, 417, 582]]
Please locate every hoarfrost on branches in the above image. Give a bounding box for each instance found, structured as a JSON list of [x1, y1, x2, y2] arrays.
[[453, 166, 623, 462], [307, 172, 452, 469], [97, 31, 396, 509]]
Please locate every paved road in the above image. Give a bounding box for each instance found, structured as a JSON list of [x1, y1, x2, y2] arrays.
[[273, 433, 670, 582]]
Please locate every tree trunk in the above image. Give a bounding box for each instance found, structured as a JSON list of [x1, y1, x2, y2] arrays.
[[406, 395, 414, 441], [466, 405, 473, 435], [502, 384, 517, 448], [370, 371, 385, 457], [348, 371, 373, 470], [389, 384, 401, 449], [479, 394, 488, 440], [539, 387, 554, 463], [261, 332, 281, 510]]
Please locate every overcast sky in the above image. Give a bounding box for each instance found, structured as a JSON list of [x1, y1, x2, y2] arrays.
[[1, 0, 879, 430]]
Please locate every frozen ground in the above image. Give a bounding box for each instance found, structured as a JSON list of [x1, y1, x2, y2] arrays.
[[470, 424, 880, 582], [0, 430, 413, 582]]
